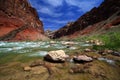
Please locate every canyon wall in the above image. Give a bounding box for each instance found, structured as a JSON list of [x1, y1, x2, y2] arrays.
[[0, 0, 46, 41], [53, 0, 120, 39]]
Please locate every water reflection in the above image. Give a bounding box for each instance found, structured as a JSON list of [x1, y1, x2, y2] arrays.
[[29, 51, 48, 57], [98, 57, 115, 65]]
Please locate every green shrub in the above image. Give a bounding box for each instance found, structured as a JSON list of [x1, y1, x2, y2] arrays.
[[93, 32, 120, 50]]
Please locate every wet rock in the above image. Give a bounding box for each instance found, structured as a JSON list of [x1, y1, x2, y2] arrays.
[[25, 75, 31, 79], [85, 40, 104, 46], [69, 64, 91, 74], [50, 41, 56, 44], [23, 66, 32, 71], [106, 50, 113, 54], [44, 50, 69, 63], [100, 73, 106, 78], [92, 56, 98, 60], [85, 40, 90, 43], [30, 60, 44, 67], [95, 42, 101, 46], [84, 48, 92, 52], [102, 49, 114, 54], [69, 69, 74, 74], [90, 40, 94, 43], [66, 45, 77, 50], [94, 40, 103, 46], [98, 50, 114, 56], [31, 66, 47, 75], [86, 40, 103, 46], [98, 50, 107, 56], [62, 41, 75, 45], [94, 72, 106, 78], [73, 55, 93, 63], [69, 47, 77, 50], [70, 66, 84, 73], [84, 63, 93, 69], [69, 63, 92, 74], [111, 51, 120, 56]]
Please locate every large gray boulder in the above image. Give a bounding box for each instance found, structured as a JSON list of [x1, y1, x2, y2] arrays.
[[44, 50, 69, 63]]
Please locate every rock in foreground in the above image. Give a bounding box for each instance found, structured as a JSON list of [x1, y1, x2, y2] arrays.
[[23, 66, 32, 71], [73, 55, 93, 63], [44, 50, 69, 63]]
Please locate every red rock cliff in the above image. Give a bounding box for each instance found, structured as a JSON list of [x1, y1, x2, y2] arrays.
[[0, 0, 46, 41], [53, 0, 120, 38]]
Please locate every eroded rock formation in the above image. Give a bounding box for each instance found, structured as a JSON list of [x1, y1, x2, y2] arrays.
[[0, 0, 46, 41]]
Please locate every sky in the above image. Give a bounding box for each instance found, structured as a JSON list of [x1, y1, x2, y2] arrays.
[[29, 0, 104, 31]]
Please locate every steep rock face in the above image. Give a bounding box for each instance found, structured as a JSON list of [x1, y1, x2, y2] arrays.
[[68, 11, 120, 38], [53, 0, 120, 38], [0, 0, 45, 41]]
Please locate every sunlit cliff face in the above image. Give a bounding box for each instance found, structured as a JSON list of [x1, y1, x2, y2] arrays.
[[0, 0, 46, 41]]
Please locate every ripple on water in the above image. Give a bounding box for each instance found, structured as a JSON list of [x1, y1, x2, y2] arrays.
[[98, 58, 115, 65], [81, 44, 93, 47], [29, 51, 48, 57], [0, 41, 89, 54], [0, 48, 13, 53], [69, 47, 77, 50]]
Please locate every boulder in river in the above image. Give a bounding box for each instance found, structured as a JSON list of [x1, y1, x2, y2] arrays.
[[61, 41, 76, 45], [73, 55, 93, 63], [84, 48, 92, 52], [50, 41, 56, 44], [111, 51, 120, 56], [44, 50, 69, 63]]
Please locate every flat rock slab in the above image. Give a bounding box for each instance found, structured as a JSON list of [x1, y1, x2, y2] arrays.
[[73, 55, 93, 63]]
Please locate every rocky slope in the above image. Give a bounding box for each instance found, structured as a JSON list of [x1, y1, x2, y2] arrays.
[[0, 0, 46, 41], [53, 0, 120, 39], [45, 29, 57, 39], [68, 11, 120, 38]]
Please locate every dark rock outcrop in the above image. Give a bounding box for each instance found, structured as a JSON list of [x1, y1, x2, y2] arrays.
[[53, 0, 120, 38], [45, 29, 56, 39], [0, 0, 46, 41]]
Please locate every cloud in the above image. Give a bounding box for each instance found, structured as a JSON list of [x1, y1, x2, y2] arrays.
[[29, 0, 102, 18], [41, 17, 75, 30], [29, 0, 62, 17], [41, 17, 71, 24], [38, 7, 62, 17], [45, 0, 64, 7], [66, 12, 75, 16], [38, 7, 51, 14], [65, 0, 103, 12]]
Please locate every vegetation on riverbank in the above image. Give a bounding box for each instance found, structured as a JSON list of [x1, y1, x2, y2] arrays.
[[70, 27, 120, 51]]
